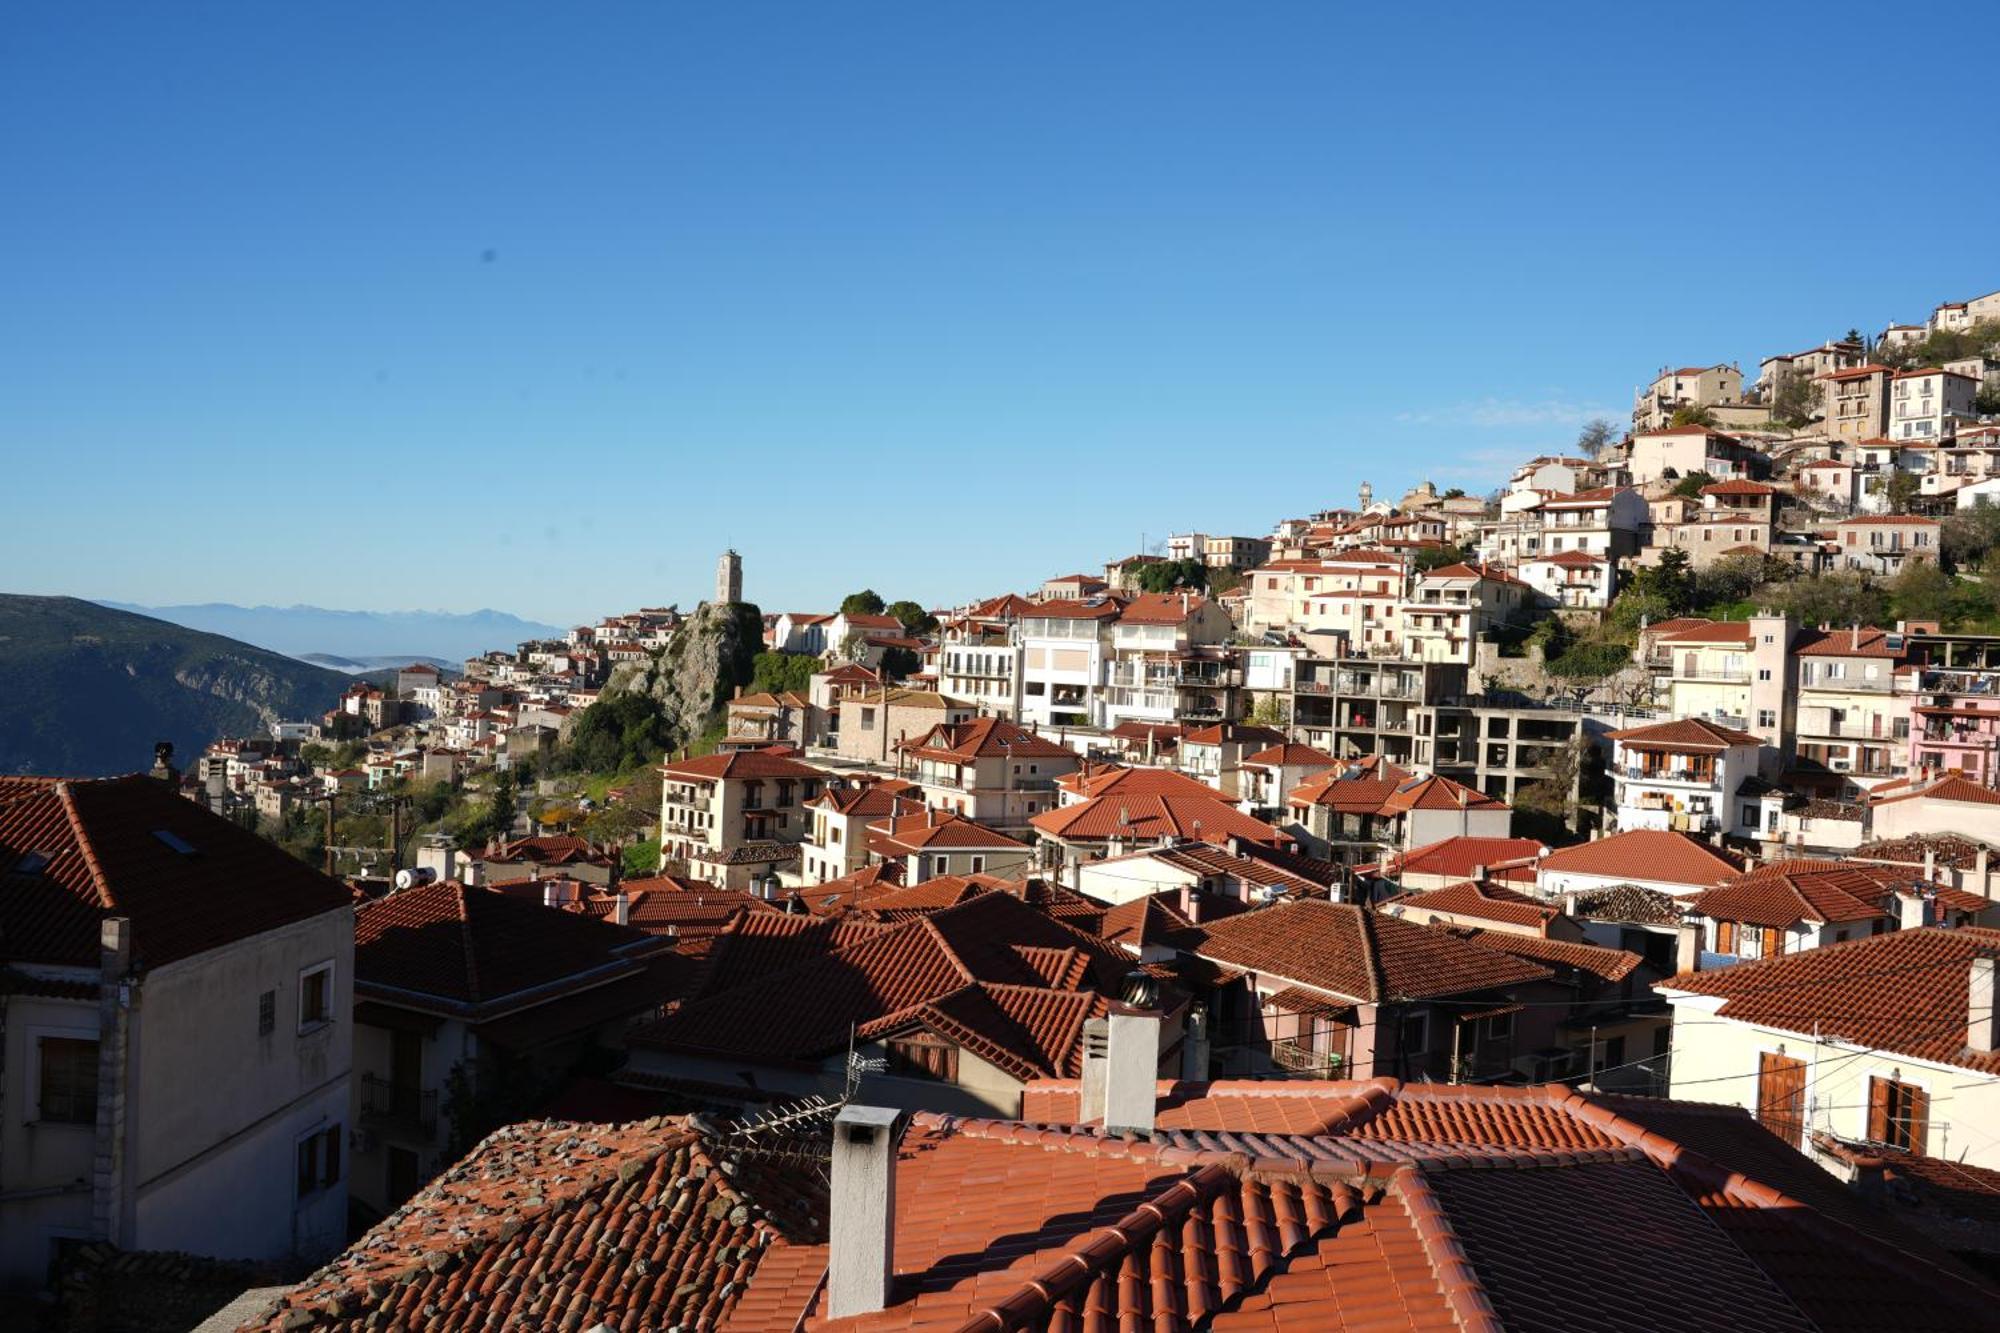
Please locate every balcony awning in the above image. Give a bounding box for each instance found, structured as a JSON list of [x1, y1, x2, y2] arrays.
[[1458, 1002, 1524, 1023], [1263, 985, 1357, 1022]]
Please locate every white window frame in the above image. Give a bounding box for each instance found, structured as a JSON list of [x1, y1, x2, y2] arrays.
[[298, 959, 336, 1034]]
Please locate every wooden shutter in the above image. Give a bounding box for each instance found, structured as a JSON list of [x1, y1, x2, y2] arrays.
[[1757, 1051, 1807, 1147], [1761, 926, 1784, 958], [1867, 1077, 1891, 1142], [1716, 920, 1737, 954], [1905, 1084, 1931, 1153]]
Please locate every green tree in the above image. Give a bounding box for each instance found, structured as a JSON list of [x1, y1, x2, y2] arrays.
[[1692, 552, 1771, 610], [879, 645, 921, 680], [1413, 543, 1471, 573], [1671, 471, 1718, 499], [622, 839, 661, 877], [561, 692, 671, 773], [1885, 471, 1922, 513], [1669, 403, 1716, 429], [489, 768, 518, 840], [840, 589, 886, 616], [750, 651, 819, 695], [1978, 385, 2000, 416], [1889, 560, 1952, 623], [1769, 570, 1888, 628], [1627, 547, 1695, 616], [1133, 559, 1208, 594], [1943, 500, 2000, 569], [1441, 487, 1466, 500], [885, 599, 938, 635], [1249, 694, 1290, 726]]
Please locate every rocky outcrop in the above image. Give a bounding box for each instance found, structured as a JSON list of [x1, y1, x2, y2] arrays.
[[602, 601, 763, 748]]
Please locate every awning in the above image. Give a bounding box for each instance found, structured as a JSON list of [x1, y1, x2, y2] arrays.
[[1457, 1002, 1524, 1023], [1263, 986, 1356, 1021], [353, 1001, 445, 1035]]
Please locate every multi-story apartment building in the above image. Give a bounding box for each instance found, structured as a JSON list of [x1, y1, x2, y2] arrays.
[[1200, 534, 1272, 569], [797, 775, 923, 883], [937, 605, 1023, 718], [1639, 480, 1778, 567], [1931, 288, 2000, 333], [0, 774, 355, 1286], [1626, 428, 1771, 485], [1176, 721, 1287, 799], [835, 687, 974, 766], [1647, 620, 1753, 730], [1485, 487, 1647, 567], [1518, 550, 1614, 610], [1399, 562, 1538, 664], [1890, 367, 1980, 442], [1832, 514, 1939, 576], [1246, 551, 1408, 636], [1819, 364, 1892, 442], [1755, 339, 1863, 402], [658, 747, 828, 891], [1291, 655, 1460, 768], [1793, 626, 1913, 790], [1904, 633, 2000, 784], [898, 716, 1081, 830], [1016, 598, 1120, 728], [1633, 363, 1744, 432], [1100, 592, 1236, 729], [1605, 718, 1762, 839]]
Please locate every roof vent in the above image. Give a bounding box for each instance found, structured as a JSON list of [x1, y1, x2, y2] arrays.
[[14, 851, 50, 876]]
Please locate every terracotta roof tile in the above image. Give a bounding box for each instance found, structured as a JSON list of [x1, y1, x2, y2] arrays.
[[1663, 926, 2000, 1075], [1032, 793, 1287, 847], [1394, 879, 1557, 929], [0, 775, 352, 970], [1537, 829, 1743, 888], [1193, 900, 1551, 1003]]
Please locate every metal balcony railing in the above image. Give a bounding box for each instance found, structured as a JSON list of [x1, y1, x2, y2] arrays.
[[1270, 1041, 1345, 1077]]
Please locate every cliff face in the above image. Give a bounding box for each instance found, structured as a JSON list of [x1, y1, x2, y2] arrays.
[[603, 601, 763, 748], [0, 595, 353, 776]]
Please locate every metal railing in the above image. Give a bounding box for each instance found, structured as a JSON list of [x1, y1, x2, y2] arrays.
[[1270, 1041, 1345, 1077]]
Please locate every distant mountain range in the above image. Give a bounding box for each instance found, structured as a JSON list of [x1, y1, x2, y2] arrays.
[[99, 602, 564, 664], [298, 652, 461, 675], [0, 596, 356, 777]]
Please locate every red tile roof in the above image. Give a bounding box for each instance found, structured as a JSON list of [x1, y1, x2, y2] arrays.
[[1056, 764, 1220, 800], [1663, 926, 2000, 1075], [1395, 879, 1558, 930], [1193, 900, 1552, 1003], [241, 1117, 829, 1332], [865, 810, 1029, 852], [1608, 716, 1762, 749], [811, 776, 923, 817], [1537, 828, 1743, 888], [1181, 722, 1288, 748], [1381, 835, 1549, 882], [1870, 772, 2000, 808], [1114, 591, 1211, 624], [1657, 620, 1755, 646], [1427, 924, 1642, 982], [354, 880, 666, 1018], [1795, 626, 1914, 659], [1241, 742, 1340, 768], [1031, 793, 1286, 847], [628, 891, 1129, 1079], [0, 775, 352, 971], [903, 716, 1077, 762], [579, 877, 779, 938], [659, 746, 826, 781], [1701, 479, 1780, 496], [1687, 859, 1930, 929]]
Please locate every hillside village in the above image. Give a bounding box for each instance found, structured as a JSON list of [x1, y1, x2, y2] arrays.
[[11, 284, 2000, 1329]]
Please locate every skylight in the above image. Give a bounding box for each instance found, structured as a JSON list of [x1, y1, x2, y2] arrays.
[[152, 829, 197, 855], [15, 851, 50, 875]]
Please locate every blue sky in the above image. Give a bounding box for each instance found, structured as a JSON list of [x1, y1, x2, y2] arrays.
[[6, 3, 1998, 625]]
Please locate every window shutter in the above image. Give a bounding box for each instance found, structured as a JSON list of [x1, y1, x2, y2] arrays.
[[1907, 1084, 1931, 1153], [1867, 1077, 1890, 1142]]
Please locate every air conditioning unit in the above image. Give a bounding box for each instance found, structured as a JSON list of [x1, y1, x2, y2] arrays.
[[1830, 757, 1852, 772]]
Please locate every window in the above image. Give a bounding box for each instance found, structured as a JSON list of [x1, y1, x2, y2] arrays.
[[1757, 669, 1771, 682], [37, 1037, 99, 1124], [969, 856, 985, 873], [299, 961, 334, 1032], [1484, 1012, 1514, 1042], [259, 989, 275, 1037], [296, 1125, 342, 1198], [1757, 1051, 1807, 1147], [1715, 920, 1738, 954], [1398, 1011, 1429, 1056], [1868, 1077, 1929, 1153]]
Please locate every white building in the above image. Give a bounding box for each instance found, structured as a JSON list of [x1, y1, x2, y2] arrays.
[[1889, 368, 1979, 443], [1605, 718, 1763, 840], [0, 775, 355, 1286]]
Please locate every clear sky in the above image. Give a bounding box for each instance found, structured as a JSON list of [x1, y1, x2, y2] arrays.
[[6, 3, 1998, 625]]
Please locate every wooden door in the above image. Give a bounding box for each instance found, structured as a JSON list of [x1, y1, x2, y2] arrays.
[[1757, 1051, 1807, 1147]]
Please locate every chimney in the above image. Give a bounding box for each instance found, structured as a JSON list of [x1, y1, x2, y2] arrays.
[[1898, 890, 1931, 932], [828, 1105, 902, 1319], [611, 892, 631, 926], [150, 741, 178, 784], [543, 881, 562, 910], [1104, 1009, 1161, 1136], [1979, 845, 1991, 893], [1674, 920, 1702, 975], [1078, 1016, 1110, 1122], [1470, 864, 1488, 884], [1924, 848, 1937, 882], [1963, 956, 2000, 1054]]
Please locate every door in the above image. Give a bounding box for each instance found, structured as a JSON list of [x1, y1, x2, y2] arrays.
[[1756, 1051, 1807, 1147]]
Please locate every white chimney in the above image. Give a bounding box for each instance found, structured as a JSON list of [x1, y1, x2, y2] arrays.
[[543, 881, 562, 910], [1970, 958, 1998, 1055], [611, 892, 631, 927], [829, 1105, 901, 1318], [1898, 891, 1930, 933], [1104, 1010, 1161, 1136]]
